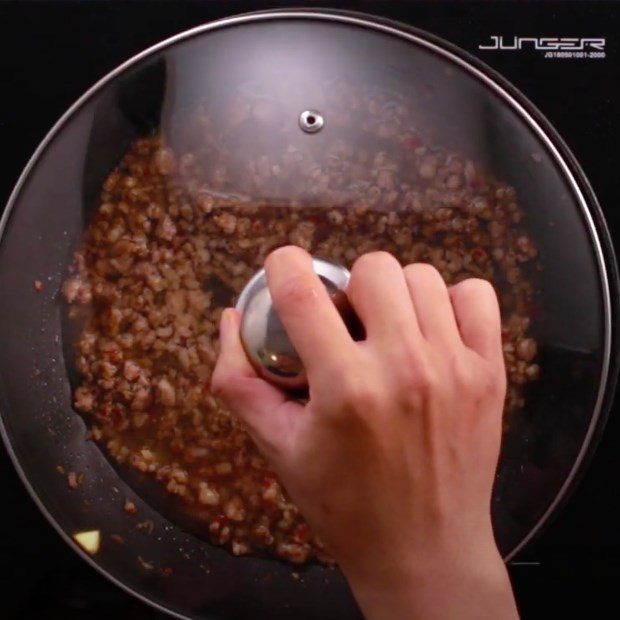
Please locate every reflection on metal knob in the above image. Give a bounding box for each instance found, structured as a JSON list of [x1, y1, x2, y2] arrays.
[[235, 257, 352, 390], [299, 109, 324, 134]]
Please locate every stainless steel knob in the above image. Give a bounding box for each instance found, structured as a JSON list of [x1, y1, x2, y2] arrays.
[[235, 257, 353, 390]]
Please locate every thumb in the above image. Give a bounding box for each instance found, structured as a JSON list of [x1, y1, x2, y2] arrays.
[[211, 308, 303, 457]]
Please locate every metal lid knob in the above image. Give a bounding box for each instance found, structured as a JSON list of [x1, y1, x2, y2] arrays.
[[235, 257, 352, 390]]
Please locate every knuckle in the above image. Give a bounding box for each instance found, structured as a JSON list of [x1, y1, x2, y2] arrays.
[[392, 347, 417, 382], [478, 366, 505, 402], [398, 374, 435, 414], [450, 353, 505, 399], [411, 361, 440, 395], [397, 349, 439, 400], [397, 378, 424, 412], [489, 365, 508, 399], [449, 354, 476, 391], [337, 372, 380, 414]]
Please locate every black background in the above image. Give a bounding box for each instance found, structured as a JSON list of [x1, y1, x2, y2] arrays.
[[0, 1, 618, 618]]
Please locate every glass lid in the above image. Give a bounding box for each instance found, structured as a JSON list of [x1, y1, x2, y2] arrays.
[[0, 12, 615, 620]]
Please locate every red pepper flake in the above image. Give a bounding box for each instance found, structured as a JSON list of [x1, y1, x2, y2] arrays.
[[471, 247, 487, 263], [67, 471, 80, 489], [102, 403, 124, 427], [159, 567, 174, 577], [123, 500, 138, 516], [471, 176, 484, 190], [33, 280, 44, 292], [106, 348, 123, 364], [261, 572, 273, 583], [293, 523, 309, 544], [403, 136, 422, 149], [213, 514, 228, 528], [110, 534, 125, 545]]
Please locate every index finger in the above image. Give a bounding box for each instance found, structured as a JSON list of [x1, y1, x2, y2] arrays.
[[265, 246, 356, 377]]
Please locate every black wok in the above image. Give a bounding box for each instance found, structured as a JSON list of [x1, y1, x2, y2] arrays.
[[0, 10, 618, 620]]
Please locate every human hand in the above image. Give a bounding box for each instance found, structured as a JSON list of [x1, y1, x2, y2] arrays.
[[212, 246, 518, 620]]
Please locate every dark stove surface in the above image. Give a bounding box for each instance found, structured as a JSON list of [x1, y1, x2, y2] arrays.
[[1, 2, 619, 619]]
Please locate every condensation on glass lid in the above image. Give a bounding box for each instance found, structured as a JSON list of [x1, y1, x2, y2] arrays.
[[62, 75, 542, 565]]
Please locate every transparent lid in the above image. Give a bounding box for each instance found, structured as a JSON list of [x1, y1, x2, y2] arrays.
[[0, 13, 614, 620]]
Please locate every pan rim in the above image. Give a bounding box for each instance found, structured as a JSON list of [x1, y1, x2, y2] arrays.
[[0, 8, 616, 619]]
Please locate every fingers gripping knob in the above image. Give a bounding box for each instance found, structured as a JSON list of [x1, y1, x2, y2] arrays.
[[235, 258, 353, 389]]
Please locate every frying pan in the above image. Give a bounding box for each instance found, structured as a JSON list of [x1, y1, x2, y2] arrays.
[[0, 10, 618, 620]]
